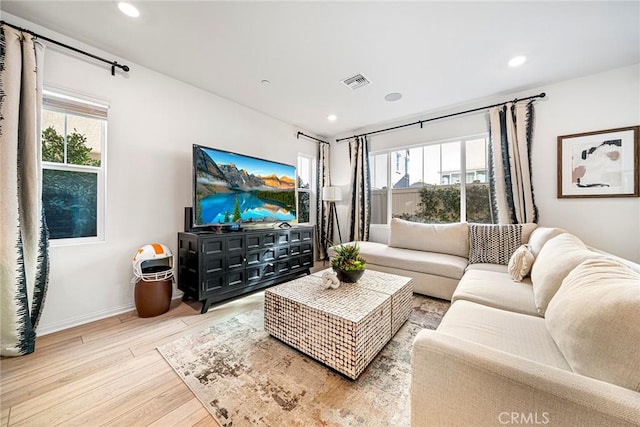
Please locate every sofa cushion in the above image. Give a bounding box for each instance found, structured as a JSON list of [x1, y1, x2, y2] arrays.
[[508, 244, 535, 282], [388, 219, 469, 258], [588, 247, 640, 274], [530, 233, 601, 316], [546, 259, 640, 392], [468, 224, 523, 265], [528, 227, 566, 258], [521, 222, 538, 244], [452, 269, 539, 316], [352, 241, 468, 279], [437, 300, 570, 370], [465, 263, 508, 273]]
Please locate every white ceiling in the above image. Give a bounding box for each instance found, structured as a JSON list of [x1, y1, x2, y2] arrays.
[[2, 1, 639, 138]]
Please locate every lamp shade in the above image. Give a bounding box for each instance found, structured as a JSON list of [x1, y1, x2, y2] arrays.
[[322, 186, 342, 202]]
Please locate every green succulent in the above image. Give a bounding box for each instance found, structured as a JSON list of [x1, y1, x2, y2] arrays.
[[331, 242, 367, 271]]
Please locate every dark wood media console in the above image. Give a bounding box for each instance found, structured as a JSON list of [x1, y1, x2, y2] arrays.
[[177, 226, 314, 313]]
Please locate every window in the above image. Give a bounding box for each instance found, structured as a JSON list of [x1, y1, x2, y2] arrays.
[[370, 153, 389, 224], [465, 137, 492, 223], [41, 91, 107, 241], [297, 154, 315, 223], [370, 135, 492, 225]]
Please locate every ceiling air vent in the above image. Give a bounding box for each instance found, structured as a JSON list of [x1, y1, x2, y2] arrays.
[[341, 73, 371, 90]]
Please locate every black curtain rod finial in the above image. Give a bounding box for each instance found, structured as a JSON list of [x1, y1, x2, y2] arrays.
[[111, 61, 130, 75]]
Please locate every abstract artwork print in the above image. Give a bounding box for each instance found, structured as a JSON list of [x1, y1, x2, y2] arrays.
[[558, 126, 639, 198]]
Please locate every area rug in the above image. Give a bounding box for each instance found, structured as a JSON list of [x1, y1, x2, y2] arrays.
[[158, 295, 449, 427]]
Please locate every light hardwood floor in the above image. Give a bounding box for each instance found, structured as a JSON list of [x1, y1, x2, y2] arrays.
[[0, 262, 327, 427]]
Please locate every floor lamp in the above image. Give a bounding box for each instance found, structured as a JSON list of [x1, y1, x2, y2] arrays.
[[322, 186, 343, 244]]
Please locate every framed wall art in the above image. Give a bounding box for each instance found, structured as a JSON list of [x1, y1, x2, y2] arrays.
[[557, 125, 639, 198]]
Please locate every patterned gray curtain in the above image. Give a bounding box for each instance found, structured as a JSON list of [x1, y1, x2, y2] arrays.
[[488, 100, 538, 224], [0, 25, 50, 356], [315, 142, 332, 259], [348, 136, 371, 241]]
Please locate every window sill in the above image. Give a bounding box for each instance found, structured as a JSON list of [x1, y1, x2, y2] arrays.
[[50, 237, 105, 247]]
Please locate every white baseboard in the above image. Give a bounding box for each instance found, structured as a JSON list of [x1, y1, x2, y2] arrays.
[[36, 294, 184, 336]]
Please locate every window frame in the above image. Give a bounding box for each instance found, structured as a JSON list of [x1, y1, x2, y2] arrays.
[[296, 152, 316, 225], [369, 132, 489, 226], [41, 89, 108, 245]]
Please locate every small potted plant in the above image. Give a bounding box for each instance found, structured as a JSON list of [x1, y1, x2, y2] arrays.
[[331, 242, 367, 282]]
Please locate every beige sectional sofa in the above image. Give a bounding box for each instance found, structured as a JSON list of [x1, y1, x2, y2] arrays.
[[338, 219, 537, 300], [334, 218, 640, 427]]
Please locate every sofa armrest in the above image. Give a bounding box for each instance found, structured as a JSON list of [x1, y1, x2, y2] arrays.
[[411, 330, 640, 427]]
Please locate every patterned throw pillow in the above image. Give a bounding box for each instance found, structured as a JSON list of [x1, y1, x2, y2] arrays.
[[508, 244, 535, 281], [469, 224, 523, 265]]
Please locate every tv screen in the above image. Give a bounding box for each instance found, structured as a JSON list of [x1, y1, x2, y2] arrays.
[[193, 144, 297, 228]]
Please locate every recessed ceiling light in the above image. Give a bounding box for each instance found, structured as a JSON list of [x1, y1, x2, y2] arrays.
[[118, 2, 140, 18], [508, 55, 527, 67], [327, 114, 337, 122], [261, 79, 271, 86], [384, 92, 402, 102]]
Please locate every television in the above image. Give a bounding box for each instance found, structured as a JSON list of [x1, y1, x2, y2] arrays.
[[192, 144, 297, 228]]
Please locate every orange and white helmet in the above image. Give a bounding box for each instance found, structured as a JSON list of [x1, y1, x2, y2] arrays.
[[132, 243, 174, 282]]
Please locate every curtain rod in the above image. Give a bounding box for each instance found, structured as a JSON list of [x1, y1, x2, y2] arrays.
[[335, 92, 546, 143], [297, 131, 330, 145], [1, 20, 130, 76]]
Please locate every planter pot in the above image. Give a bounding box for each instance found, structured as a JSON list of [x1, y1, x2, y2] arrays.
[[333, 268, 365, 283], [134, 278, 172, 318]]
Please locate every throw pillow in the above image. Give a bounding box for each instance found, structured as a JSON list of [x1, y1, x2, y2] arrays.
[[528, 227, 566, 258], [468, 224, 523, 266], [388, 218, 469, 258], [521, 223, 538, 244], [507, 244, 534, 282], [545, 259, 640, 392], [530, 233, 601, 316]]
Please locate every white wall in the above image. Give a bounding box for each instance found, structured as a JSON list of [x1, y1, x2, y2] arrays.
[[6, 15, 319, 334], [331, 64, 640, 262], [532, 65, 639, 261]]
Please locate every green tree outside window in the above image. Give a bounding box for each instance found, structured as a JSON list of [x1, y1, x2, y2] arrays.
[[42, 126, 100, 167]]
